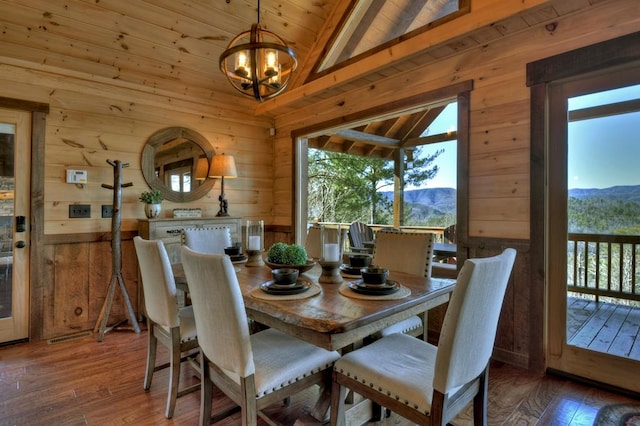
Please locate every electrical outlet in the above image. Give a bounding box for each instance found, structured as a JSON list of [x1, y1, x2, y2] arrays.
[[101, 205, 113, 218], [69, 204, 91, 218]]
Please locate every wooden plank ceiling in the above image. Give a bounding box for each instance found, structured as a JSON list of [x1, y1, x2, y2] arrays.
[[0, 0, 597, 156]]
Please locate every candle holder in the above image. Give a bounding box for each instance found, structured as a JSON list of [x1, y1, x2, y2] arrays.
[[318, 224, 343, 284], [245, 220, 264, 267]]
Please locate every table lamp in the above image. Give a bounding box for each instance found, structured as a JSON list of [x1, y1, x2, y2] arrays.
[[208, 154, 237, 216]]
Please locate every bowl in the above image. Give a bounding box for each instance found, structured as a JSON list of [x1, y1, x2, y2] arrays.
[[349, 254, 372, 268], [224, 246, 241, 256], [360, 267, 389, 285], [271, 268, 300, 285], [265, 259, 315, 273]]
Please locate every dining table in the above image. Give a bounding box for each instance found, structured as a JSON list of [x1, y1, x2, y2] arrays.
[[172, 262, 455, 352], [172, 260, 455, 423]]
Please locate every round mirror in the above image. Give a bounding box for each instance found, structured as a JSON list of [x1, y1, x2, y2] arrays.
[[141, 127, 215, 203]]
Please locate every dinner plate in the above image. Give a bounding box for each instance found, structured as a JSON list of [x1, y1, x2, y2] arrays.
[[260, 279, 312, 295], [348, 279, 400, 295], [340, 264, 362, 276], [230, 254, 248, 263]]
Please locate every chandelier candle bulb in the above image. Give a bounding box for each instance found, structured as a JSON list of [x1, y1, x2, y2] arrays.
[[235, 51, 249, 77]]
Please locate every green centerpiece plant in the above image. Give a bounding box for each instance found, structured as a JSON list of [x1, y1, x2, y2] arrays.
[[267, 243, 308, 265]]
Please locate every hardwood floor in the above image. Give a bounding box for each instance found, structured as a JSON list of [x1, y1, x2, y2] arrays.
[[1, 329, 638, 426]]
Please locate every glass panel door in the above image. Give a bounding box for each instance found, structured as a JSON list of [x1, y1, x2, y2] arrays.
[[547, 67, 640, 393], [0, 123, 15, 321], [0, 109, 30, 343]]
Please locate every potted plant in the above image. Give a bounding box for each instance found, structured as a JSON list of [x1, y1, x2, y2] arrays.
[[139, 189, 163, 219]]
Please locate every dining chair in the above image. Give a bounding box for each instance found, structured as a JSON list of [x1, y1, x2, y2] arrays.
[[348, 221, 374, 254], [330, 248, 517, 426], [371, 229, 436, 338], [181, 226, 232, 255], [133, 236, 200, 419], [180, 245, 341, 426]]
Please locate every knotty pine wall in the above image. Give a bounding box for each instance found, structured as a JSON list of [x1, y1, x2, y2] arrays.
[[271, 0, 640, 370], [0, 63, 274, 339]]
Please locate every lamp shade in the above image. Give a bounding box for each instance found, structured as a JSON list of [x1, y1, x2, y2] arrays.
[[208, 154, 237, 178]]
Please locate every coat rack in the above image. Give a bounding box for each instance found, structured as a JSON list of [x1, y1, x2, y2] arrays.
[[94, 159, 140, 341]]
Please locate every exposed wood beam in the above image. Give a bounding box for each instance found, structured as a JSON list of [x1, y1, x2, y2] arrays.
[[333, 129, 399, 146], [290, 0, 357, 89], [402, 130, 457, 148], [332, 0, 385, 65], [343, 140, 356, 153], [400, 106, 445, 141], [568, 99, 640, 122], [257, 0, 546, 115]]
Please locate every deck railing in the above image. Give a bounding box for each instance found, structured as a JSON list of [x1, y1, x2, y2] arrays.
[[568, 233, 640, 303]]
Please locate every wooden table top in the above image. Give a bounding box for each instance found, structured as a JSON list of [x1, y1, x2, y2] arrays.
[[173, 262, 455, 351]]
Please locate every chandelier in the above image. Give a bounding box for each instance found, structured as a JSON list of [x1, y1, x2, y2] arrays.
[[219, 0, 298, 102]]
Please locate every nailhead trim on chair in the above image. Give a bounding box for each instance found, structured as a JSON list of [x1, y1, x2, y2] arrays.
[[256, 362, 335, 398], [335, 366, 430, 415]]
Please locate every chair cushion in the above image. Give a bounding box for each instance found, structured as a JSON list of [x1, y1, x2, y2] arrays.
[[334, 333, 437, 415], [251, 328, 340, 398], [374, 315, 423, 338]]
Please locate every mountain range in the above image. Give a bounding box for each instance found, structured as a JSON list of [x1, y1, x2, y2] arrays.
[[381, 184, 640, 214], [568, 185, 640, 203], [381, 187, 456, 216]]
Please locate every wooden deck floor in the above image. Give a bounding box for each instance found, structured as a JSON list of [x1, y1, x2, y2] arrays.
[[567, 296, 640, 361]]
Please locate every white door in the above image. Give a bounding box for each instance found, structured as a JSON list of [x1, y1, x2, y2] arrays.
[[0, 108, 30, 343]]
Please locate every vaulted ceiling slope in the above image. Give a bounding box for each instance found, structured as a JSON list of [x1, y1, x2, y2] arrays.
[[0, 0, 338, 108], [0, 0, 598, 139]]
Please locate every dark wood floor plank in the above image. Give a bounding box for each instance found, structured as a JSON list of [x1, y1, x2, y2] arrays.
[[0, 331, 638, 425]]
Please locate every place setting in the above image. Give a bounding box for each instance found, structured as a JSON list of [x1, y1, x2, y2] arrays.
[[339, 266, 411, 300], [340, 253, 372, 278], [224, 245, 249, 264], [251, 267, 321, 300]]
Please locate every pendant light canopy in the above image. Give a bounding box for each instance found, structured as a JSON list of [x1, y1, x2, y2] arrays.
[[219, 0, 297, 102]]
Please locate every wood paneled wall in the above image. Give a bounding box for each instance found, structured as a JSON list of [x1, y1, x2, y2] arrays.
[[0, 61, 276, 338], [271, 0, 640, 369], [1, 0, 637, 373]]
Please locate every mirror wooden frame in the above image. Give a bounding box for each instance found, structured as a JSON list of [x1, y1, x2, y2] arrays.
[[141, 127, 215, 203]]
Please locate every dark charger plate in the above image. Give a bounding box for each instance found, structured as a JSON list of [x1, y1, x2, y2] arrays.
[[260, 279, 312, 295], [348, 279, 400, 295], [340, 264, 362, 276]]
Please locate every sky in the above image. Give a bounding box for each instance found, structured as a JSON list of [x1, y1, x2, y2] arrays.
[[410, 102, 457, 190], [568, 84, 640, 189]]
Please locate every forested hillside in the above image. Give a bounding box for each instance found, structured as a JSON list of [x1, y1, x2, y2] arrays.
[[568, 185, 640, 234]]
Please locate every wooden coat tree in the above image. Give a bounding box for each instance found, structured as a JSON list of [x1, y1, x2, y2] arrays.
[[94, 159, 140, 341]]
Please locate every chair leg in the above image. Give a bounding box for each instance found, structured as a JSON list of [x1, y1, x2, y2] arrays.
[[330, 374, 347, 426], [144, 323, 158, 390], [200, 354, 214, 426], [165, 329, 182, 419], [473, 366, 489, 426], [240, 376, 258, 426]]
